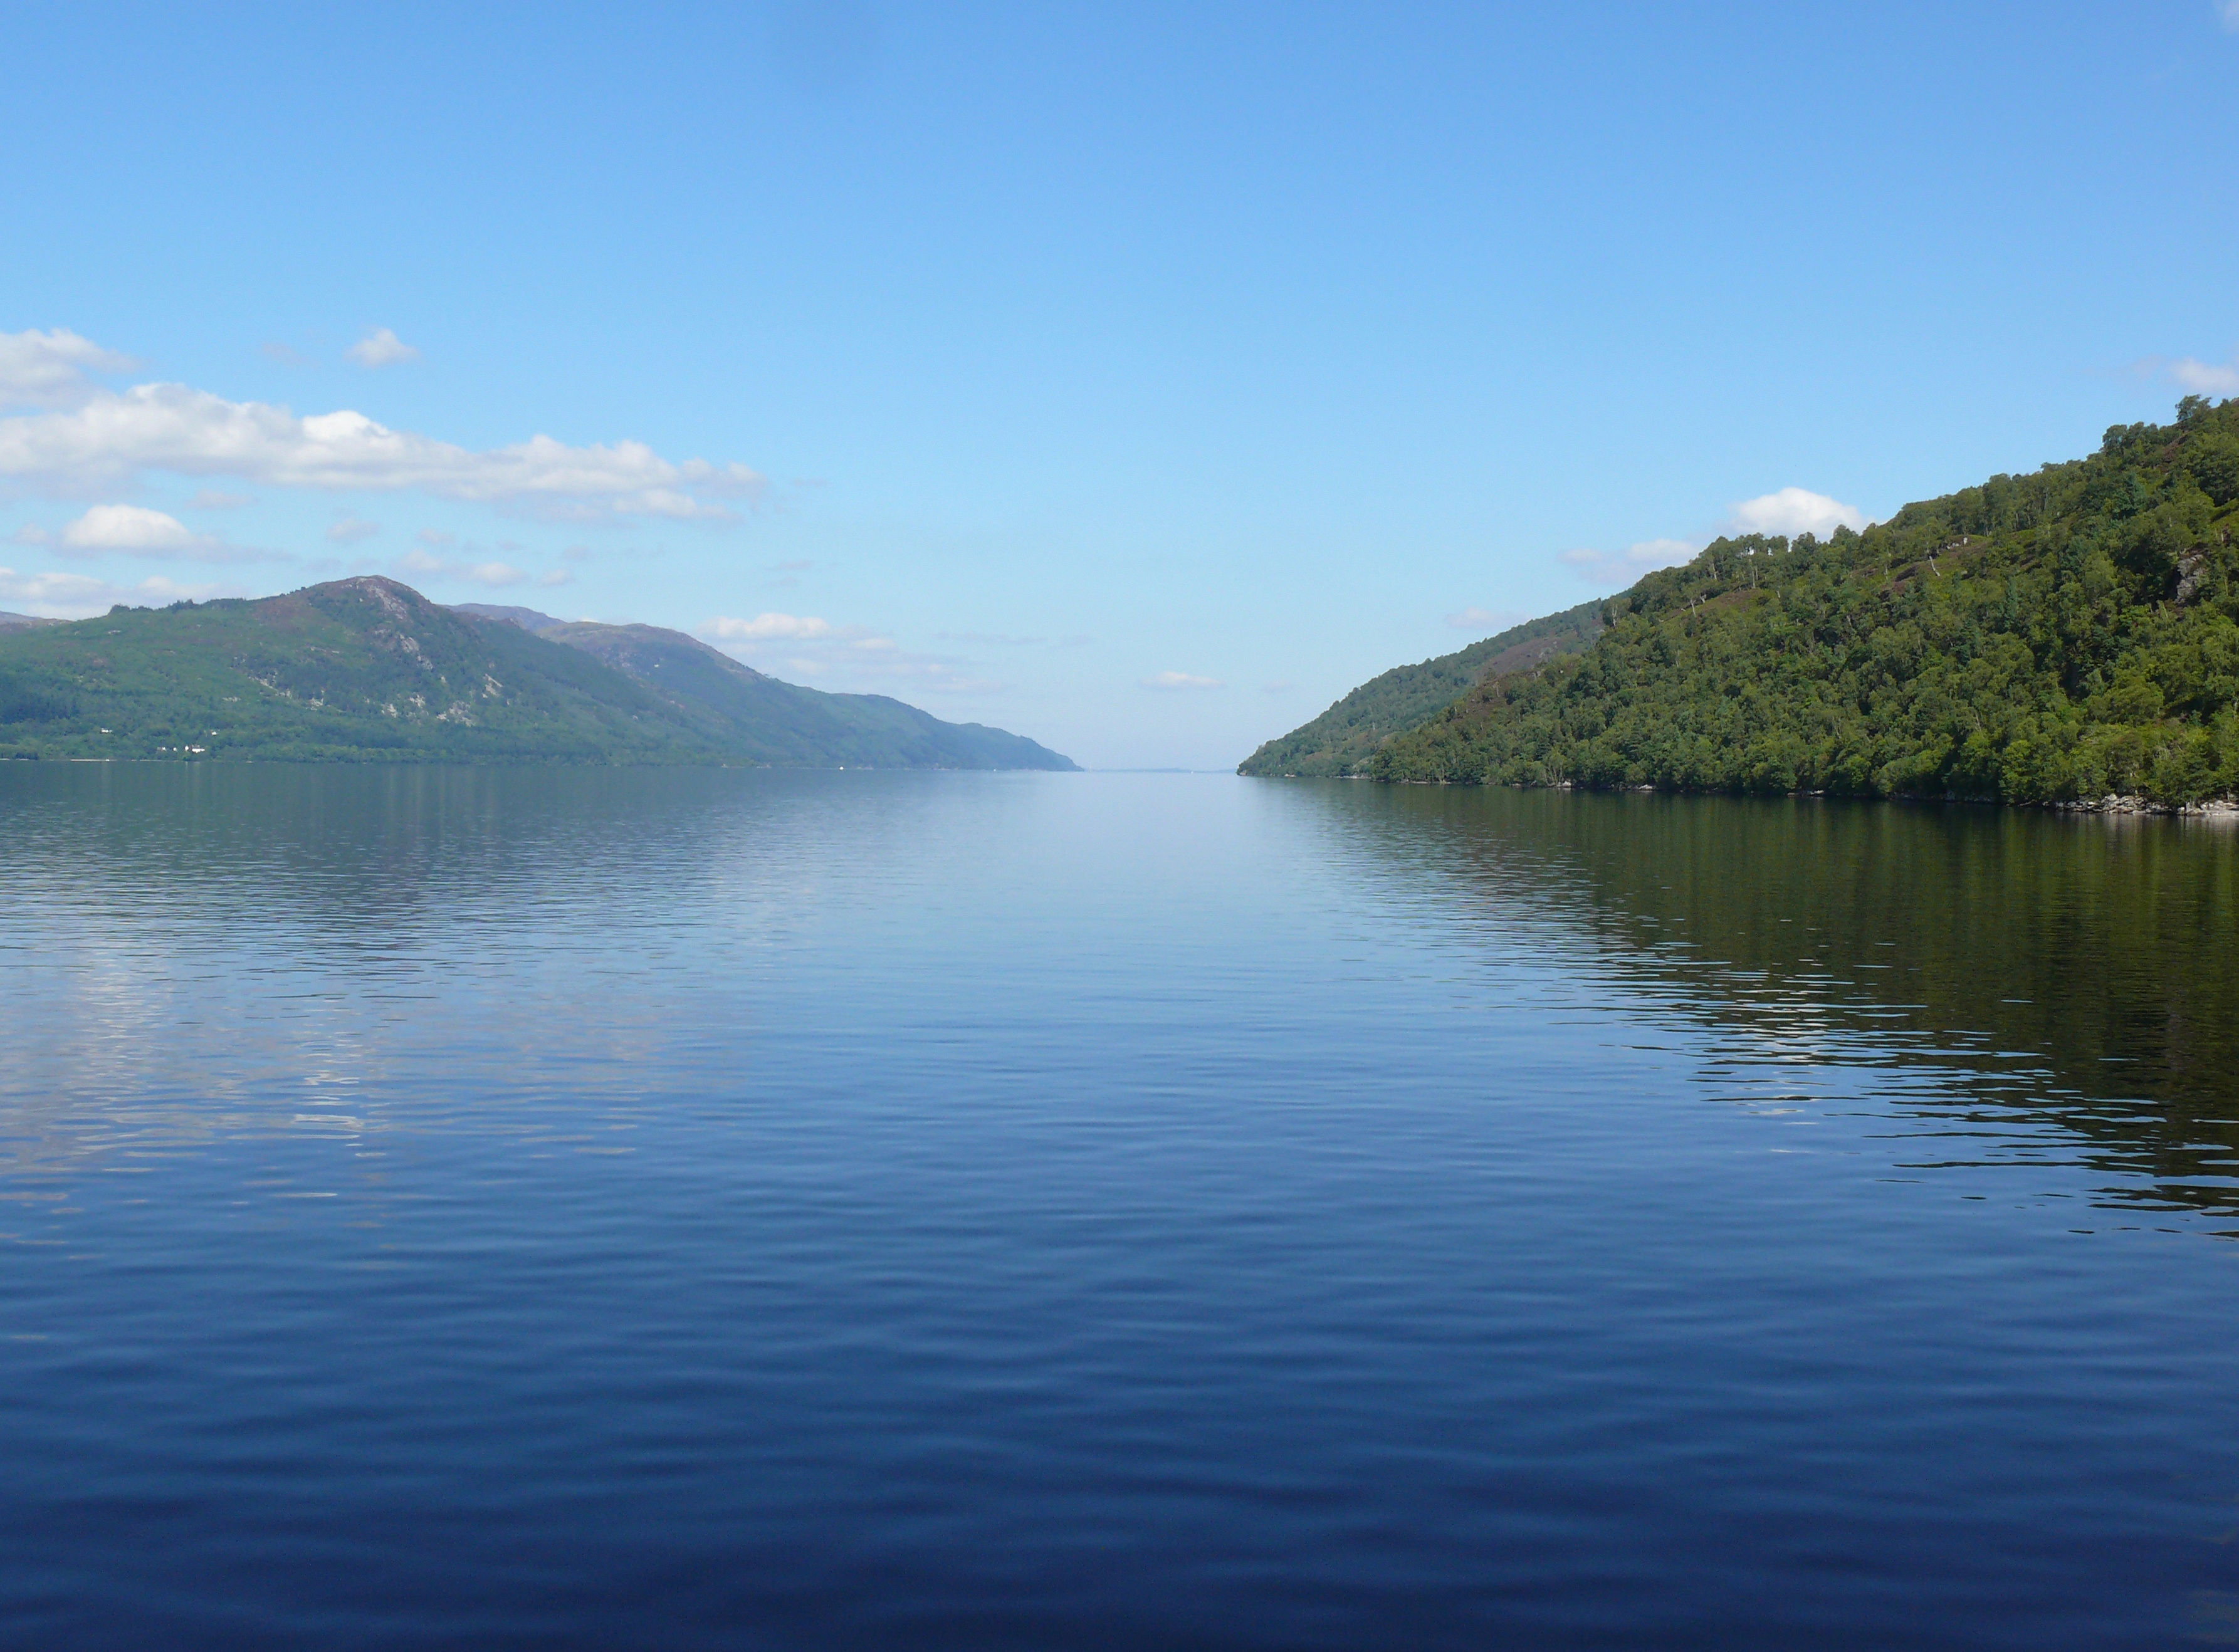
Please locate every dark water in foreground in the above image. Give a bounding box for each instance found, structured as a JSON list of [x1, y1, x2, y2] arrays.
[[3, 766, 2238, 1649]]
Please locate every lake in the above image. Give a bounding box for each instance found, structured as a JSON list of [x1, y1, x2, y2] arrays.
[[3, 765, 2236, 1649]]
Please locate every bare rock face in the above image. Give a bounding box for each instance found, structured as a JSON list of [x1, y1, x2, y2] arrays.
[[2175, 546, 2211, 606]]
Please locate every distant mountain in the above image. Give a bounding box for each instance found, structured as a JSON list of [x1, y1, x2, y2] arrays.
[[457, 604, 1077, 770], [0, 611, 61, 632], [0, 577, 1078, 769], [1236, 600, 1605, 776], [451, 602, 569, 635]]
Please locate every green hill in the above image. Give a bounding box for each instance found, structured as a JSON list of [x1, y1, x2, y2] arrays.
[[1369, 398, 2239, 807], [1235, 600, 1605, 776], [0, 577, 1077, 769]]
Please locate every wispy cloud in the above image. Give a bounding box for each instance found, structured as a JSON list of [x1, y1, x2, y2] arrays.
[[1446, 605, 1526, 632], [1141, 670, 1222, 691], [2169, 354, 2239, 396], [1560, 538, 1699, 583], [346, 327, 421, 368], [327, 515, 380, 545], [184, 489, 253, 510], [0, 328, 136, 410], [2222, 0, 2239, 33], [706, 612, 835, 640], [0, 563, 233, 617], [397, 546, 533, 588], [703, 612, 1005, 695], [0, 327, 763, 521]]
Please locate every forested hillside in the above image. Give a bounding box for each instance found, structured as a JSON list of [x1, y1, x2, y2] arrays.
[[1372, 399, 2239, 806], [1237, 600, 1604, 775]]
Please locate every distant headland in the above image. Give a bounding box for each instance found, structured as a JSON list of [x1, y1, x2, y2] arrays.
[[0, 577, 1078, 770]]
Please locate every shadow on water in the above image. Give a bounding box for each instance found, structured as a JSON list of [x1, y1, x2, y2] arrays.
[[1288, 783, 2239, 1223]]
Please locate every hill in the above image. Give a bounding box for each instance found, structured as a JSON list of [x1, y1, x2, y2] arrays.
[[0, 577, 1077, 769], [473, 606, 1076, 770], [1368, 398, 2239, 807], [1235, 600, 1605, 776]]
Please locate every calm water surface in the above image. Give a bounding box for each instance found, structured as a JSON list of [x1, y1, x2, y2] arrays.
[[3, 766, 2237, 1649]]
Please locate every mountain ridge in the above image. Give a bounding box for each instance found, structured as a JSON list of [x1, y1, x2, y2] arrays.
[[0, 577, 1077, 769]]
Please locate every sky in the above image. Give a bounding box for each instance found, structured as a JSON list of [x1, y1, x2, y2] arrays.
[[4, 1, 2238, 769]]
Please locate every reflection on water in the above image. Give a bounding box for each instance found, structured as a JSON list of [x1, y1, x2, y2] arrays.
[[1312, 786, 2239, 1223], [2, 765, 2237, 1650]]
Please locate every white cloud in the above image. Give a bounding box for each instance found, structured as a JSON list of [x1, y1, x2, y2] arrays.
[[1142, 671, 1222, 691], [0, 328, 135, 410], [326, 516, 380, 545], [61, 503, 206, 552], [0, 327, 763, 520], [2169, 355, 2239, 396], [45, 503, 285, 564], [1446, 605, 1526, 632], [468, 562, 524, 587], [347, 327, 421, 368], [536, 568, 570, 587], [0, 563, 231, 617], [706, 612, 835, 640], [1729, 487, 1870, 538]]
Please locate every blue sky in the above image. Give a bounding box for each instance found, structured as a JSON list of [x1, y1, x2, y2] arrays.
[[5, 1, 2237, 768]]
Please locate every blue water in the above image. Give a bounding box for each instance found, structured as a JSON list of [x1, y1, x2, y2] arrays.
[[3, 766, 2237, 1648]]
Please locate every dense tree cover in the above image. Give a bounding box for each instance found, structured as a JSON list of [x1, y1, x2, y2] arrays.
[[1372, 399, 2239, 806], [1237, 600, 1604, 775], [0, 577, 1077, 769]]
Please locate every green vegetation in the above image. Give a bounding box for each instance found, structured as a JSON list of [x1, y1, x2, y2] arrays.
[[1367, 399, 2239, 807], [0, 577, 1078, 769], [1236, 600, 1604, 775]]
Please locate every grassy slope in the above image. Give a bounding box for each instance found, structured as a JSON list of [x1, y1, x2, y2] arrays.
[[0, 577, 717, 762], [1373, 402, 2239, 805], [1237, 601, 1606, 775]]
